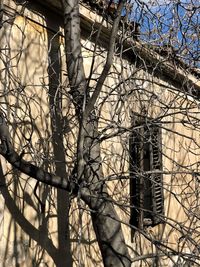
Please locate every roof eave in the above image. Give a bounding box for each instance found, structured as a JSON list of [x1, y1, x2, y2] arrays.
[[6, 0, 200, 92]]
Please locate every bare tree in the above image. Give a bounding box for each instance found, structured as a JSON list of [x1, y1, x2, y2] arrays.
[[0, 0, 200, 266]]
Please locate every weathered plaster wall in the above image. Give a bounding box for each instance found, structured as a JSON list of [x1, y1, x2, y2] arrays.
[[1, 1, 200, 267]]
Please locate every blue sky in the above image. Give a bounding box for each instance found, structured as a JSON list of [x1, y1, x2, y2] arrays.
[[129, 0, 200, 66]]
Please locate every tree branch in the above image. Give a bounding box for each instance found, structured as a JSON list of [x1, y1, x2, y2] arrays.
[[0, 112, 71, 191], [61, 0, 87, 117], [84, 0, 126, 118]]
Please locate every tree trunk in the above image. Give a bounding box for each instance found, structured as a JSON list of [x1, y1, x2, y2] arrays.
[[61, 1, 131, 266]]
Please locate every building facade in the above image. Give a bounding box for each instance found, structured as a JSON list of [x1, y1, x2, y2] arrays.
[[0, 0, 200, 266]]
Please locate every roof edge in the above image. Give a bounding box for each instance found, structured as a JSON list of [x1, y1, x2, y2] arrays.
[[4, 0, 200, 92]]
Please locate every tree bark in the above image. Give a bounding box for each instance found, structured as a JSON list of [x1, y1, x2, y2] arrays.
[[61, 1, 131, 266]]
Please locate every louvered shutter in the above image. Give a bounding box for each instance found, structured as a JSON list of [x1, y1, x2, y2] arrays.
[[130, 121, 164, 231], [150, 126, 164, 225], [130, 129, 141, 228]]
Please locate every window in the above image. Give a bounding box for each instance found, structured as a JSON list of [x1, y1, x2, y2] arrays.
[[130, 119, 164, 232]]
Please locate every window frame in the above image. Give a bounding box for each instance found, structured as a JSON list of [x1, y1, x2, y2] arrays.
[[130, 118, 164, 233]]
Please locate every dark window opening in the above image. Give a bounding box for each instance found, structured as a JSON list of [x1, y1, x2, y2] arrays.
[[130, 120, 164, 236]]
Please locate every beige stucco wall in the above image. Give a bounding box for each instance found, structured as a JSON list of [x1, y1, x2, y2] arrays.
[[1, 1, 200, 266], [99, 70, 200, 266]]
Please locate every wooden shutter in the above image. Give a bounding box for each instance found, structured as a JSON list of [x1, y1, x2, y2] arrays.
[[130, 122, 164, 231], [150, 126, 164, 225], [129, 129, 141, 228]]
